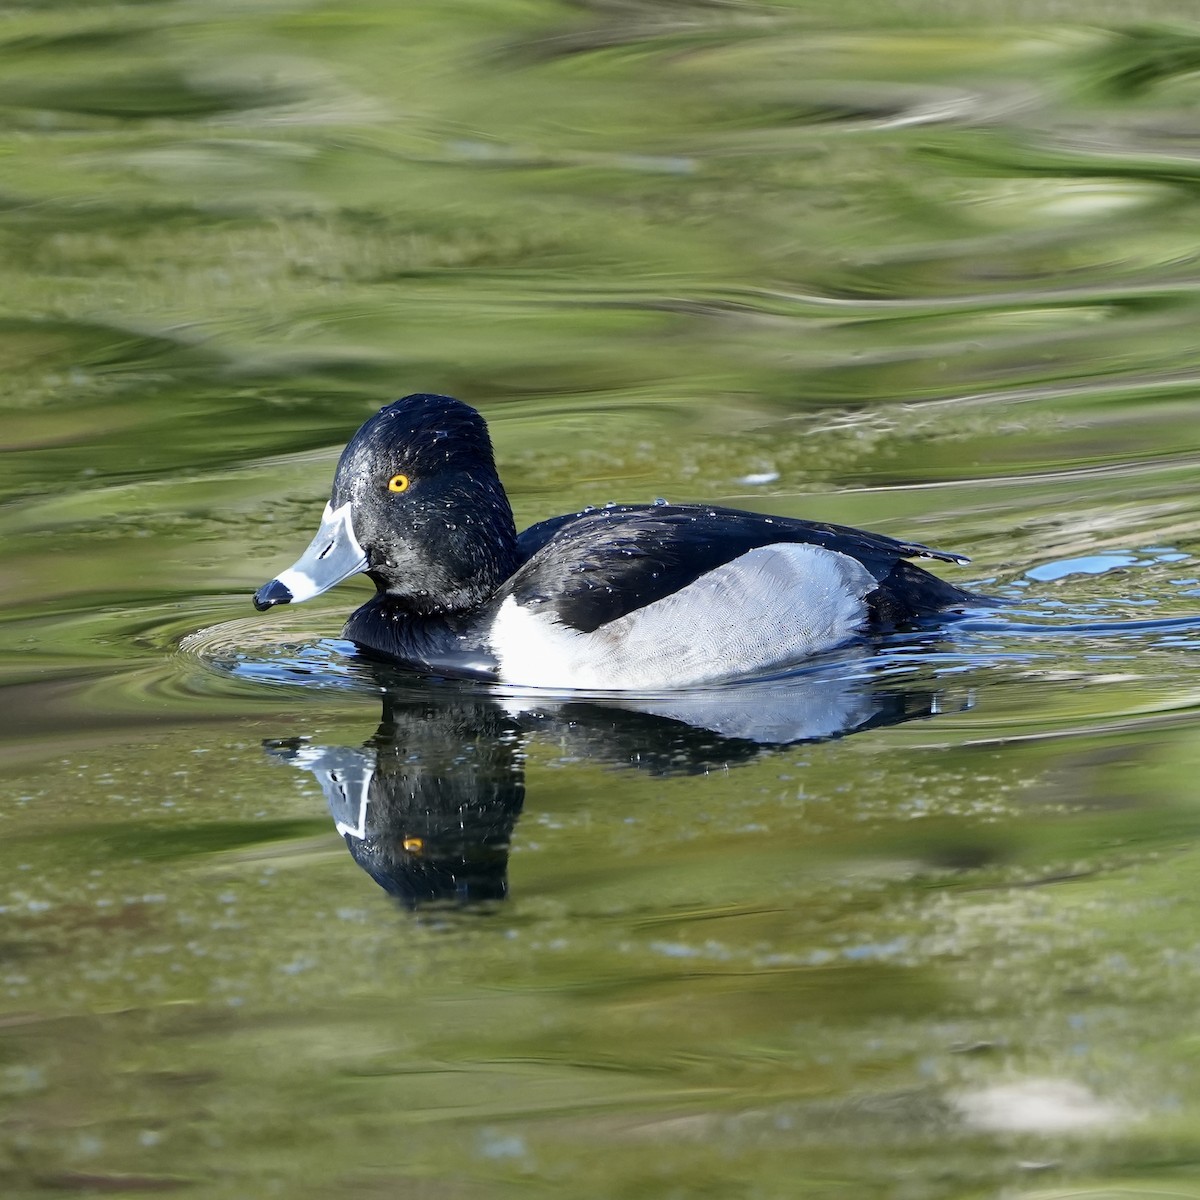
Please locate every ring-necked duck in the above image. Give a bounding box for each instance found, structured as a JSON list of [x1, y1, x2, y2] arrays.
[[253, 393, 988, 689]]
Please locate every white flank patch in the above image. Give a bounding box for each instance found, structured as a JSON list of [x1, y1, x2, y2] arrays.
[[491, 543, 876, 690]]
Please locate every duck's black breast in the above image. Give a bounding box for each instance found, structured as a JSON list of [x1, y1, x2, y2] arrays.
[[343, 599, 501, 680], [507, 504, 973, 634]]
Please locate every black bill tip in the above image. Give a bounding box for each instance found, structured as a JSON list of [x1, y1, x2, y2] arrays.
[[253, 579, 294, 612]]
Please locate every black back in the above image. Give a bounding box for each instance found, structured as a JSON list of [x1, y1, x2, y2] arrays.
[[505, 503, 978, 633]]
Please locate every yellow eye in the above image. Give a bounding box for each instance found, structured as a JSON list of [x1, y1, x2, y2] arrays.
[[387, 473, 410, 493]]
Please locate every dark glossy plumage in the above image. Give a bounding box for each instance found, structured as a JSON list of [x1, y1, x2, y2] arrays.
[[254, 393, 990, 689], [508, 503, 971, 634]]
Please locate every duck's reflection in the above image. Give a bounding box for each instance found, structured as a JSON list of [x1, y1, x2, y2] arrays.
[[266, 663, 966, 907], [266, 697, 525, 907]]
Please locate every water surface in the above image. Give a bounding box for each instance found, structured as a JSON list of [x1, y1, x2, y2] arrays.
[[3, 2, 1200, 1197]]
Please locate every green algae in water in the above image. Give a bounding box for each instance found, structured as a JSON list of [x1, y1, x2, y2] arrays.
[[2, 1, 1200, 1197]]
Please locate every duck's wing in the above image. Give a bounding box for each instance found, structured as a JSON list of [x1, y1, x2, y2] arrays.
[[507, 504, 972, 634]]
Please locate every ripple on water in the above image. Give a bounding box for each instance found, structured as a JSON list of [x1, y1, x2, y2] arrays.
[[181, 616, 383, 696]]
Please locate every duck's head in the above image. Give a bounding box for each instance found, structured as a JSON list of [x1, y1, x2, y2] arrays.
[[254, 393, 519, 616]]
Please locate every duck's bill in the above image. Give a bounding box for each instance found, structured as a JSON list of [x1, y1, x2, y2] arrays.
[[253, 501, 367, 611]]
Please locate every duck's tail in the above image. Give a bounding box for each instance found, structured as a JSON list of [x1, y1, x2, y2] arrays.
[[867, 558, 999, 629]]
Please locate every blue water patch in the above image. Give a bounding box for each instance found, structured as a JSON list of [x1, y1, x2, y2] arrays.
[[1026, 546, 1194, 583], [1026, 553, 1140, 581]]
